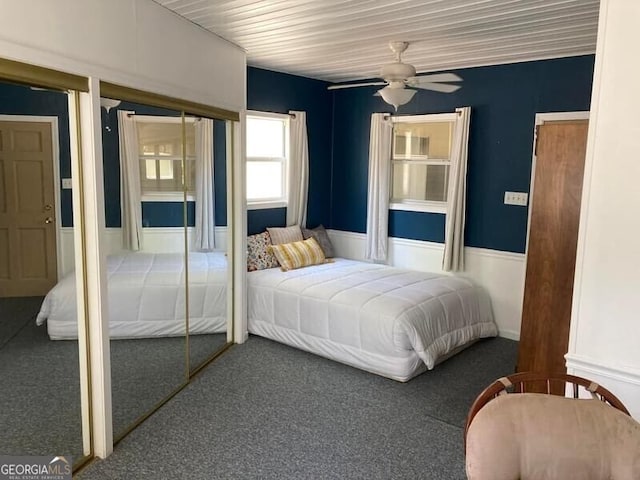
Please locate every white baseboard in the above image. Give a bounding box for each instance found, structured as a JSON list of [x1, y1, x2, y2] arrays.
[[498, 329, 521, 341], [59, 226, 228, 276], [566, 353, 640, 420], [327, 229, 526, 340]]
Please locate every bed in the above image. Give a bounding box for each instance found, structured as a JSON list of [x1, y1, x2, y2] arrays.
[[37, 251, 228, 340], [248, 258, 497, 382]]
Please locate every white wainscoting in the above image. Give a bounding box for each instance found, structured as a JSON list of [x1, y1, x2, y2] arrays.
[[566, 354, 640, 420], [59, 226, 228, 276], [327, 229, 526, 340]]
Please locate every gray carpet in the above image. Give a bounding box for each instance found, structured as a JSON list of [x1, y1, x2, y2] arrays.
[[78, 335, 518, 480], [0, 297, 227, 463]]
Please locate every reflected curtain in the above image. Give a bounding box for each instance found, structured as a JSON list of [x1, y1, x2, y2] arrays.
[[365, 113, 393, 262], [287, 110, 309, 227], [195, 118, 215, 251], [442, 106, 471, 272], [118, 110, 143, 251]]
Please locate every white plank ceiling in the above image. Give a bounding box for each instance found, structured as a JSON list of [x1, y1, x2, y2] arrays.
[[155, 0, 600, 83]]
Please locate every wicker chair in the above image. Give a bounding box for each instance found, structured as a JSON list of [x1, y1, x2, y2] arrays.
[[465, 372, 639, 480]]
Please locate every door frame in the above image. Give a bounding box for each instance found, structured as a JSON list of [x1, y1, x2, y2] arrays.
[[0, 114, 63, 281], [519, 111, 590, 322]]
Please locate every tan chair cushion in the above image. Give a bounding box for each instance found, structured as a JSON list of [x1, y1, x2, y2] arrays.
[[466, 393, 640, 480]]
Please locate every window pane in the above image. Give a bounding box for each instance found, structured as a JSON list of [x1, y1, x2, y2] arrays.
[[393, 121, 453, 160], [392, 163, 449, 202], [425, 164, 449, 201], [137, 121, 195, 158], [142, 144, 155, 156], [158, 143, 173, 156], [145, 159, 157, 180], [138, 122, 179, 156], [158, 159, 174, 179], [183, 158, 195, 192], [247, 117, 285, 158], [184, 123, 196, 157], [247, 161, 283, 200], [137, 119, 196, 195]]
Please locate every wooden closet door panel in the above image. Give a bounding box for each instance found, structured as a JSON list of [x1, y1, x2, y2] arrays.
[[517, 121, 588, 376]]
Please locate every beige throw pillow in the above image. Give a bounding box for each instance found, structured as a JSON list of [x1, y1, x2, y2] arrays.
[[267, 225, 303, 245]]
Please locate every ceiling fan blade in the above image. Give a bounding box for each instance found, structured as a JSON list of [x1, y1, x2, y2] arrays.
[[411, 73, 463, 84], [412, 82, 461, 93], [327, 81, 387, 91]]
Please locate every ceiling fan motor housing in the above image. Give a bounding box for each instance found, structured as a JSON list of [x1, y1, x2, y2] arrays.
[[380, 62, 416, 82]]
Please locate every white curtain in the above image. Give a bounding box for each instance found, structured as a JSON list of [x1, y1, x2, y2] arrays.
[[442, 106, 472, 272], [195, 118, 215, 251], [287, 110, 309, 227], [118, 110, 143, 251], [365, 113, 393, 262]]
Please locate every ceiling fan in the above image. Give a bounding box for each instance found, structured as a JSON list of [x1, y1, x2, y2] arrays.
[[327, 41, 463, 111]]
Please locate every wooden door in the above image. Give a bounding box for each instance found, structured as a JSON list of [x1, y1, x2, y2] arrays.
[[0, 121, 57, 297], [517, 120, 588, 377]]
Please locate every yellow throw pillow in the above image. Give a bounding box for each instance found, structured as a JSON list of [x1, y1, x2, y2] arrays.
[[269, 237, 326, 272]]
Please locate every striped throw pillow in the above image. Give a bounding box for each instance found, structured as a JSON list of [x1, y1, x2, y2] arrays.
[[269, 237, 326, 271]]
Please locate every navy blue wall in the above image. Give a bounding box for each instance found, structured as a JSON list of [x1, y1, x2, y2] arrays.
[[102, 101, 227, 228], [246, 67, 332, 235], [330, 55, 595, 253], [0, 82, 73, 226], [0, 83, 226, 230]]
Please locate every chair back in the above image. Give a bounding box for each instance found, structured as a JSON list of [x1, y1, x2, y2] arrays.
[[465, 371, 630, 443]]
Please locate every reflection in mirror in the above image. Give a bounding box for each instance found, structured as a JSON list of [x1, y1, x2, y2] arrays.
[[187, 117, 230, 373], [0, 80, 89, 465], [100, 99, 188, 439]]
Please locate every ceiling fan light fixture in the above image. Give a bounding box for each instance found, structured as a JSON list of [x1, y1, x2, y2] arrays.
[[100, 97, 122, 113], [378, 86, 416, 111]]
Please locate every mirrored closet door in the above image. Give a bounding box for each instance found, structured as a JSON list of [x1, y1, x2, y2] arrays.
[[186, 117, 232, 374], [99, 81, 237, 443], [0, 76, 90, 467], [99, 97, 190, 441]]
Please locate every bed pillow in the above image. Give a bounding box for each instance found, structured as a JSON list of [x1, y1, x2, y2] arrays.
[[302, 224, 335, 258], [269, 237, 326, 272], [267, 225, 303, 245], [247, 231, 279, 272]]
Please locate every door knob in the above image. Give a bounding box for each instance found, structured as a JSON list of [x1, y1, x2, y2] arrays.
[[44, 217, 54, 224]]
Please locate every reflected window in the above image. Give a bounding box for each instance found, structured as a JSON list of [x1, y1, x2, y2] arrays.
[[136, 116, 195, 199], [246, 112, 289, 208]]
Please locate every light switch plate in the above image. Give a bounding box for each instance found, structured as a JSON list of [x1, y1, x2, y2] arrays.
[[504, 191, 528, 206], [62, 178, 72, 189]]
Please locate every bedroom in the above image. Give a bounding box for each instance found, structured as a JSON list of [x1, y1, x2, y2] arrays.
[[1, 0, 639, 477]]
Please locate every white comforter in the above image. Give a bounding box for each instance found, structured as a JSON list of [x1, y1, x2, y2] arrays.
[[248, 259, 497, 381], [37, 252, 228, 340]]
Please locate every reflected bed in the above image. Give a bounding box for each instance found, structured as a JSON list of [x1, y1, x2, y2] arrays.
[[37, 251, 227, 340], [248, 258, 497, 382]]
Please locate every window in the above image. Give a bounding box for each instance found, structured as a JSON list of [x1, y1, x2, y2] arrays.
[[136, 116, 196, 201], [390, 113, 457, 214], [246, 111, 289, 208]]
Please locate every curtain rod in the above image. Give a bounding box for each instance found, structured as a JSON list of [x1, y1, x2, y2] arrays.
[[125, 112, 203, 121]]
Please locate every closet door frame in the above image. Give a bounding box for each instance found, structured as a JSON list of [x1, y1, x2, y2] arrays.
[[69, 80, 113, 458]]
